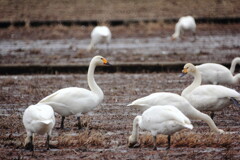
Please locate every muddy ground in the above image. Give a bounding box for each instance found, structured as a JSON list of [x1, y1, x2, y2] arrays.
[[0, 72, 240, 159]]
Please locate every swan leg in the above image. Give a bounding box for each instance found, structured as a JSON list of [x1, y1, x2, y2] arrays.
[[25, 134, 34, 151], [45, 134, 50, 150], [77, 116, 82, 130], [166, 135, 171, 150], [210, 112, 215, 119], [231, 97, 240, 107], [60, 116, 65, 129], [153, 135, 157, 150]]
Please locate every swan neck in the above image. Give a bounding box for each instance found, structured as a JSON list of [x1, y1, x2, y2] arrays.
[[173, 23, 181, 38], [131, 116, 141, 141], [88, 60, 104, 100], [233, 74, 240, 84], [230, 58, 240, 74], [182, 69, 201, 96], [197, 111, 221, 133]]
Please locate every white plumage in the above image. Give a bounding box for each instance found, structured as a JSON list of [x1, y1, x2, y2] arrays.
[[87, 26, 111, 52], [172, 16, 196, 40], [196, 57, 240, 85], [181, 63, 240, 118], [23, 104, 55, 151], [128, 92, 223, 133], [38, 56, 110, 129], [128, 105, 193, 150]]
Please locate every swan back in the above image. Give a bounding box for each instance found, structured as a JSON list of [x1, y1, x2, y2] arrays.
[[128, 92, 194, 115], [140, 105, 193, 135], [88, 26, 111, 51], [23, 104, 55, 135], [196, 63, 233, 84]]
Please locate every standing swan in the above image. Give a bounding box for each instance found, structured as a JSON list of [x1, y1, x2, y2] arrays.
[[128, 92, 223, 133], [87, 26, 111, 52], [23, 104, 55, 151], [171, 16, 196, 41], [196, 57, 240, 85], [128, 105, 193, 150], [39, 56, 110, 129], [181, 63, 240, 119]]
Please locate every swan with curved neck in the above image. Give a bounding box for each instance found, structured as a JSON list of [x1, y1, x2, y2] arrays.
[[128, 92, 223, 133], [87, 26, 111, 52], [172, 16, 196, 41], [181, 63, 240, 119], [39, 55, 110, 129], [128, 105, 193, 150], [23, 104, 55, 151], [196, 57, 240, 85]]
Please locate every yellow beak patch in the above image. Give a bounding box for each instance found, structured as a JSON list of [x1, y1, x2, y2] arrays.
[[102, 58, 108, 64], [182, 68, 188, 73]]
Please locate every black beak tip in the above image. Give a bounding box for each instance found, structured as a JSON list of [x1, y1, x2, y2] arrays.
[[105, 62, 111, 66], [179, 73, 186, 77]]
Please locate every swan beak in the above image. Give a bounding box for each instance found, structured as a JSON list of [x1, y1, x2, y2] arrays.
[[180, 68, 188, 77], [102, 58, 111, 66]]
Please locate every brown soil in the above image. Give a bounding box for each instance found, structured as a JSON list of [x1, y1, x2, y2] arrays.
[[0, 73, 240, 159]]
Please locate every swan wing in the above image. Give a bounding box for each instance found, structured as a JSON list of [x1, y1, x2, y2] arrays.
[[39, 87, 100, 115]]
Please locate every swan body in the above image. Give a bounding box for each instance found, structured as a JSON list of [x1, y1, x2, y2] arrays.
[[39, 56, 110, 129], [23, 104, 55, 151], [128, 92, 223, 133], [172, 16, 196, 40], [181, 63, 240, 118], [128, 105, 193, 150], [196, 57, 240, 85], [87, 26, 111, 52]]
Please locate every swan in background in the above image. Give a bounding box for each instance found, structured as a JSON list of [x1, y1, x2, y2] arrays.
[[172, 16, 196, 41], [181, 63, 240, 119], [128, 92, 223, 133], [23, 104, 55, 151], [39, 56, 110, 129], [196, 57, 240, 85], [87, 26, 111, 52], [128, 105, 193, 150]]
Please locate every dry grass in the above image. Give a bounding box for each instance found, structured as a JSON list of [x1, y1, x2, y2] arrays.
[[139, 131, 239, 148], [58, 130, 105, 147]]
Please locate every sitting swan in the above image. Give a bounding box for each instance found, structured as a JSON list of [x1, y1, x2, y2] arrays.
[[196, 57, 240, 85], [181, 63, 240, 119], [171, 16, 196, 41], [87, 26, 111, 52], [23, 104, 55, 151], [128, 92, 223, 133], [128, 105, 193, 150], [38, 56, 110, 129]]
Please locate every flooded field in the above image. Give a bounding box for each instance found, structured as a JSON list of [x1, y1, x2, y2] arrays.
[[0, 72, 240, 159]]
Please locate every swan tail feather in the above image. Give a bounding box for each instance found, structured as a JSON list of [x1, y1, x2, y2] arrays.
[[231, 97, 240, 107]]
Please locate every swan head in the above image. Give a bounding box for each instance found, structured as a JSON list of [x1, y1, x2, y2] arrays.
[[182, 63, 196, 76], [92, 55, 111, 66], [128, 135, 138, 148]]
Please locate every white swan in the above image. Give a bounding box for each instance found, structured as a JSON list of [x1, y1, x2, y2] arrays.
[[172, 16, 196, 40], [23, 104, 55, 151], [181, 63, 240, 119], [128, 105, 193, 150], [87, 26, 111, 52], [128, 92, 223, 133], [38, 56, 110, 129], [196, 57, 240, 85]]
